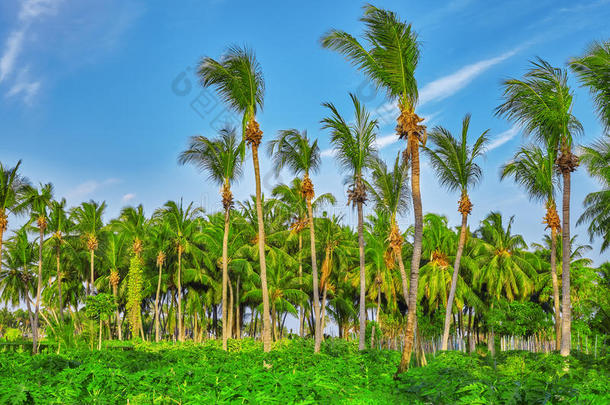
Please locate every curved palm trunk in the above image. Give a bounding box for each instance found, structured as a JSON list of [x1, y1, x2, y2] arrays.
[[298, 233, 304, 337], [56, 246, 63, 322], [222, 206, 230, 350], [560, 170, 572, 356], [441, 211, 468, 350], [397, 255, 409, 304], [154, 261, 163, 342], [357, 200, 366, 351], [33, 226, 44, 354], [177, 246, 183, 342], [307, 199, 322, 353], [550, 227, 561, 350], [251, 144, 272, 352], [397, 136, 423, 374]]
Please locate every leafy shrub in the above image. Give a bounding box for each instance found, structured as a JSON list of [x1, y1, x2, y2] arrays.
[[3, 328, 21, 342]]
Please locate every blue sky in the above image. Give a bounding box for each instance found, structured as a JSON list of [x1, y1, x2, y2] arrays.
[[1, 0, 609, 264]]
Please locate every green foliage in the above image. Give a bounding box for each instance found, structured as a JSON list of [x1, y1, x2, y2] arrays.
[[126, 256, 143, 335], [487, 300, 553, 337], [84, 293, 117, 321], [3, 328, 21, 342]]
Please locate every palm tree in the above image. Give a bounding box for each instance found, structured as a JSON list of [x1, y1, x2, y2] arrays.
[[21, 183, 53, 353], [321, 4, 424, 372], [178, 127, 243, 350], [577, 137, 610, 253], [102, 231, 128, 339], [156, 200, 202, 341], [423, 114, 489, 351], [71, 200, 106, 295], [501, 144, 562, 348], [198, 45, 272, 352], [496, 58, 583, 356], [148, 221, 171, 342], [322, 93, 378, 350], [570, 40, 610, 131], [0, 160, 29, 273], [366, 153, 410, 305], [267, 128, 328, 352], [46, 198, 74, 322]]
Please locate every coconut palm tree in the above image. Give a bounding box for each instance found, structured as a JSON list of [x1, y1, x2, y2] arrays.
[[155, 200, 202, 341], [501, 144, 562, 348], [321, 4, 424, 371], [422, 114, 489, 351], [178, 127, 243, 350], [198, 45, 272, 351], [322, 93, 378, 350], [101, 231, 128, 339], [71, 200, 106, 296], [577, 137, 610, 253], [0, 160, 29, 273], [496, 58, 583, 356], [46, 198, 74, 322], [570, 40, 610, 130], [148, 220, 171, 342], [21, 182, 53, 353], [267, 128, 328, 352], [366, 153, 410, 305]]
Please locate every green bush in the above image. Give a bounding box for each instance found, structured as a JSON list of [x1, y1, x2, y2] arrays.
[[3, 328, 21, 342]]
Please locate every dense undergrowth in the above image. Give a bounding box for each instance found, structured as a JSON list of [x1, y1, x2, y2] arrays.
[[0, 339, 608, 404]]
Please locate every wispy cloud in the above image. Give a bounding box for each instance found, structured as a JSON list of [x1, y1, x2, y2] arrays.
[[487, 126, 520, 151], [121, 193, 136, 203], [0, 0, 62, 101], [66, 178, 120, 200]]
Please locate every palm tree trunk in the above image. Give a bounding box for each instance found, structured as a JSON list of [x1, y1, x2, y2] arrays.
[[228, 275, 234, 340], [441, 211, 468, 350], [33, 226, 44, 354], [306, 199, 322, 353], [357, 200, 366, 351], [98, 318, 103, 350], [113, 282, 122, 340], [89, 249, 95, 295], [178, 247, 183, 342], [236, 275, 241, 339], [154, 261, 163, 342], [397, 136, 423, 374], [0, 213, 6, 273], [550, 226, 561, 350], [222, 206, 230, 350], [320, 285, 328, 341], [560, 170, 572, 356], [298, 233, 304, 338], [56, 247, 63, 322], [251, 144, 272, 352], [25, 291, 35, 349], [397, 255, 409, 304]]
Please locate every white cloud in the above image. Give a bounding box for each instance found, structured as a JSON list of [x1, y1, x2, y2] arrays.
[[66, 178, 121, 200], [417, 48, 519, 107], [121, 193, 136, 203], [0, 30, 25, 82], [487, 126, 520, 151], [6, 68, 40, 104], [19, 0, 61, 21]]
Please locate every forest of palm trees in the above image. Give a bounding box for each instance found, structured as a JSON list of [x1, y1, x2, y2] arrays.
[[1, 6, 609, 381]]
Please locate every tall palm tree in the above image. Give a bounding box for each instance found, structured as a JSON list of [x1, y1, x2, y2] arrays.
[[423, 114, 489, 351], [501, 144, 562, 348], [178, 127, 243, 350], [570, 40, 610, 131], [367, 153, 410, 305], [267, 129, 328, 352], [198, 45, 272, 352], [102, 231, 128, 339], [156, 200, 202, 342], [148, 220, 171, 342], [71, 200, 106, 295], [47, 199, 74, 322], [577, 137, 610, 253], [496, 58, 583, 356], [321, 4, 424, 372], [322, 93, 378, 350], [0, 160, 29, 273], [21, 183, 53, 354]]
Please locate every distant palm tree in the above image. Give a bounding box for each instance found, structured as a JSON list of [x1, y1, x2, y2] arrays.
[[47, 198, 74, 322], [21, 183, 53, 353], [501, 144, 562, 348], [423, 114, 489, 351], [71, 200, 106, 295], [0, 160, 29, 273], [267, 129, 328, 352], [148, 221, 171, 342], [570, 40, 610, 130], [321, 4, 424, 372], [156, 200, 202, 341], [496, 58, 583, 356], [322, 93, 378, 350], [367, 153, 410, 305], [179, 127, 244, 350], [102, 231, 128, 339], [198, 46, 273, 352]]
